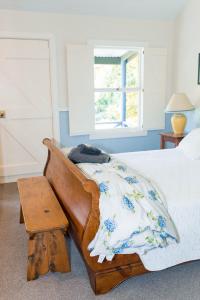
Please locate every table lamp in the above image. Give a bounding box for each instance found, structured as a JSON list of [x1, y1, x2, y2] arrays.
[[166, 93, 194, 135]]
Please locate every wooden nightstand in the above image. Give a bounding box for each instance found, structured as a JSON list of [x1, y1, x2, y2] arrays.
[[160, 132, 185, 149]]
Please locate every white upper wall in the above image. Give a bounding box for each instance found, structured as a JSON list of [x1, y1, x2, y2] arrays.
[[0, 9, 175, 108], [0, 0, 187, 20], [174, 0, 200, 106]]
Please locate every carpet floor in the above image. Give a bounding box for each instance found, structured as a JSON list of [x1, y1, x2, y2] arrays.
[[0, 183, 200, 300]]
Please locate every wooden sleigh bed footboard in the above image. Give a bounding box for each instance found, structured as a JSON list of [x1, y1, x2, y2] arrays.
[[43, 138, 148, 294]]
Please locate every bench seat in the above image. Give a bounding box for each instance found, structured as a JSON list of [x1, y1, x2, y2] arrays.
[[18, 176, 70, 280]]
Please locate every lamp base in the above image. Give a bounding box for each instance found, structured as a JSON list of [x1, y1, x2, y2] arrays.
[[171, 113, 187, 135]]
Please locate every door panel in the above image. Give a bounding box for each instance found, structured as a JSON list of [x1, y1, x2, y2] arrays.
[[0, 39, 53, 180]]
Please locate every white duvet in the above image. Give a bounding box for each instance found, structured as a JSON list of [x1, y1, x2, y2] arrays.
[[113, 148, 200, 271]]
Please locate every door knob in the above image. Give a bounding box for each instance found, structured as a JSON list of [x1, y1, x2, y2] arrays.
[[0, 110, 6, 118]]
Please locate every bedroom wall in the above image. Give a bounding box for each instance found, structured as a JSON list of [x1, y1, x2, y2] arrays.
[[60, 112, 172, 152], [173, 0, 200, 130], [0, 9, 175, 152]]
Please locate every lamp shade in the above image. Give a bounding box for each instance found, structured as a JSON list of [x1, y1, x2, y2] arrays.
[[166, 93, 194, 112]]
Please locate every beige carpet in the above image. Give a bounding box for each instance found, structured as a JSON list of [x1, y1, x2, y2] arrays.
[[0, 183, 200, 300]]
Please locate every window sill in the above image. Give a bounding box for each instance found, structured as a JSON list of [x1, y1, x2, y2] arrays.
[[89, 128, 147, 140]]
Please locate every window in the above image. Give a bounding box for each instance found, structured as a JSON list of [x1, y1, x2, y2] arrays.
[[67, 44, 167, 137], [94, 47, 143, 130]]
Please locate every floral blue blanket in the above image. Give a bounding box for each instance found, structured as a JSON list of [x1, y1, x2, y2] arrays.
[[78, 158, 179, 263]]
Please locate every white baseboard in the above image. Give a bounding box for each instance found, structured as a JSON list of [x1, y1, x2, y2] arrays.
[[0, 172, 43, 184]]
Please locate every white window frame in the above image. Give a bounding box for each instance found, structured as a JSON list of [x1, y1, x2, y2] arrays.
[[89, 40, 147, 139]]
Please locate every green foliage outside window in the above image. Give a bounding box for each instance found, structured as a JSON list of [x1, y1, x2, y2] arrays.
[[94, 52, 140, 129]]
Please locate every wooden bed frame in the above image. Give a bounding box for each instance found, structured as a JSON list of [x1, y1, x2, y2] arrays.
[[43, 138, 148, 294]]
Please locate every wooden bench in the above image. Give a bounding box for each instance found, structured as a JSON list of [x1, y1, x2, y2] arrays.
[[17, 176, 71, 281]]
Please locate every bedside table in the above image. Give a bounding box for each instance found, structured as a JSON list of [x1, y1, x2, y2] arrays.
[[160, 132, 185, 149]]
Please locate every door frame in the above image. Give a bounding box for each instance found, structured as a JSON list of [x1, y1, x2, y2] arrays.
[[0, 31, 60, 142]]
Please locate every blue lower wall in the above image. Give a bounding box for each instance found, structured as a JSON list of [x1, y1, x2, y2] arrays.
[[60, 112, 172, 153], [59, 110, 200, 153]]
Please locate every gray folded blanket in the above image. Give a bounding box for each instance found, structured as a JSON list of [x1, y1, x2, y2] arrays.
[[68, 144, 110, 164]]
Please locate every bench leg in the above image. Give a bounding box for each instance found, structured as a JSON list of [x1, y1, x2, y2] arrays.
[[19, 205, 24, 224], [27, 230, 70, 281]]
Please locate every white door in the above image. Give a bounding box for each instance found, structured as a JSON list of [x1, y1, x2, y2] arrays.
[[0, 39, 53, 182]]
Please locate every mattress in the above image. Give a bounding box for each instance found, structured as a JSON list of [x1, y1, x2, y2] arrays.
[[113, 148, 200, 271]]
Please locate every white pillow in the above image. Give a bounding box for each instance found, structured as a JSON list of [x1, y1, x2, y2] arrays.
[[178, 128, 200, 159]]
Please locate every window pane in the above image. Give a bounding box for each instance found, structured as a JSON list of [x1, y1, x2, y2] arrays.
[[95, 92, 121, 129], [126, 53, 140, 88], [126, 92, 139, 128], [94, 64, 121, 89]]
